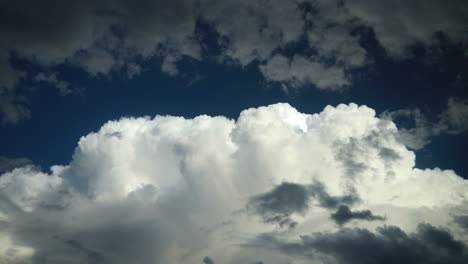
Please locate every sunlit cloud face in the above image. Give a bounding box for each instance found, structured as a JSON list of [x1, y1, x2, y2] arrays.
[[1, 103, 467, 263]]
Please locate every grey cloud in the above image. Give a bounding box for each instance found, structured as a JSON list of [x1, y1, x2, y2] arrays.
[[202, 256, 215, 264], [0, 156, 31, 173], [334, 138, 368, 178], [333, 132, 403, 180], [307, 181, 359, 210], [330, 205, 385, 226], [249, 181, 359, 227], [0, 0, 354, 123], [306, 1, 368, 69], [454, 215, 468, 231], [436, 97, 468, 135], [72, 47, 117, 77], [380, 108, 432, 149], [251, 223, 468, 264], [379, 147, 400, 161], [307, 25, 367, 67], [3, 0, 468, 123], [259, 54, 350, 91], [0, 0, 200, 123], [381, 97, 468, 149], [249, 182, 310, 228], [126, 63, 143, 79], [64, 239, 108, 264], [0, 87, 30, 125], [343, 0, 468, 58], [34, 72, 72, 96], [5, 197, 181, 264], [161, 54, 180, 76], [201, 0, 304, 66]]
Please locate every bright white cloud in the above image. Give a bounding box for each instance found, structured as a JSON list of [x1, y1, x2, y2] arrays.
[[1, 103, 468, 263]]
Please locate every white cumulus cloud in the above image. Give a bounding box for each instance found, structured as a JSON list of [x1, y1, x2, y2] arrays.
[[1, 103, 468, 263]]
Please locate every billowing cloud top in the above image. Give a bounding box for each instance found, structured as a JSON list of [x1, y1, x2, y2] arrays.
[[1, 103, 468, 263]]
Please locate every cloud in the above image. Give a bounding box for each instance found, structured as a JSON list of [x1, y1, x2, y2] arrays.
[[0, 0, 200, 123], [454, 215, 468, 231], [63, 239, 108, 264], [330, 205, 385, 226], [250, 223, 468, 264], [249, 182, 310, 228], [1, 103, 468, 263], [436, 97, 468, 135], [248, 180, 361, 228], [259, 55, 350, 90], [0, 156, 31, 173], [202, 256, 215, 264], [342, 0, 468, 57], [126, 63, 143, 79], [308, 180, 359, 209], [34, 72, 72, 96], [2, 0, 468, 123], [381, 97, 468, 149]]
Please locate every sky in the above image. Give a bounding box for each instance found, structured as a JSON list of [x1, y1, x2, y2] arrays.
[[1, 0, 468, 263]]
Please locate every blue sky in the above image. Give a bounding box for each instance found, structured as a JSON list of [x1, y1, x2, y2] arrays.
[[1, 1, 468, 263]]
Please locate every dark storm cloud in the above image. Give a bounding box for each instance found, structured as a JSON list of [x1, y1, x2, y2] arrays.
[[250, 223, 468, 264], [378, 148, 400, 161], [307, 181, 360, 209], [248, 181, 359, 227], [454, 215, 468, 231], [202, 256, 215, 264], [2, 0, 467, 123], [381, 97, 468, 149], [330, 205, 385, 226], [249, 182, 310, 228], [64, 239, 107, 264], [0, 0, 200, 123], [334, 138, 368, 178]]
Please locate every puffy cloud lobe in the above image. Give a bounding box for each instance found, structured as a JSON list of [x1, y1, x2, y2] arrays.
[[1, 103, 468, 263], [0, 0, 200, 123], [0, 166, 62, 212]]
